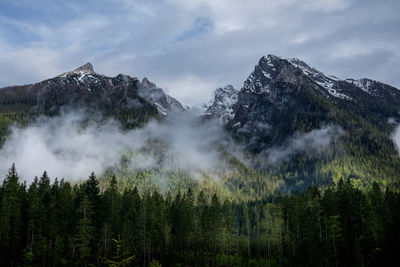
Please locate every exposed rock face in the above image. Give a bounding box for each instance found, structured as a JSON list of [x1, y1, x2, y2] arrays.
[[204, 85, 238, 124], [56, 62, 97, 79], [204, 55, 400, 151], [0, 63, 186, 117], [73, 62, 94, 73], [138, 77, 187, 115]]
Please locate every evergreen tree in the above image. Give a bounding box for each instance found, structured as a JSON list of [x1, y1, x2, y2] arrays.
[[0, 164, 22, 266], [76, 195, 94, 266]]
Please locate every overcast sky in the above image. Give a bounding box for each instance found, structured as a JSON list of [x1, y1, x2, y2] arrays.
[[0, 0, 399, 106]]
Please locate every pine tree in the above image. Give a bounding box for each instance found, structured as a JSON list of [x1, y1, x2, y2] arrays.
[[101, 237, 135, 267], [0, 164, 22, 266], [76, 195, 94, 266], [84, 171, 102, 256]]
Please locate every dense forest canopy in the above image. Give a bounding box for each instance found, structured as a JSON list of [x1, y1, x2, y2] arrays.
[[0, 164, 399, 266]]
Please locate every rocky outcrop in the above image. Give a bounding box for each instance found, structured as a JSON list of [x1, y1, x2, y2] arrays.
[[204, 85, 238, 124], [138, 77, 187, 115]]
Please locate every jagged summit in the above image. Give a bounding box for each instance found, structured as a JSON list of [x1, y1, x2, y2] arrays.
[[204, 85, 238, 123], [138, 77, 187, 115], [245, 53, 400, 102], [0, 62, 188, 118], [262, 54, 281, 61], [57, 62, 97, 79], [243, 54, 359, 100], [141, 77, 156, 88], [201, 54, 400, 154], [73, 62, 94, 73]]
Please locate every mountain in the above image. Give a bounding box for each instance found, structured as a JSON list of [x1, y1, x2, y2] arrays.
[[205, 54, 400, 188], [204, 85, 238, 124], [0, 63, 185, 130], [1, 55, 399, 267], [1, 56, 400, 191], [208, 55, 400, 147]]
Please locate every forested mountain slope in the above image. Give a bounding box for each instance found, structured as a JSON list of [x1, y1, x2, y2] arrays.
[[0, 63, 186, 144], [206, 55, 400, 190]]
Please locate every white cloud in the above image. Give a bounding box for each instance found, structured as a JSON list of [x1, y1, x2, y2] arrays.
[[265, 126, 345, 164], [0, 111, 238, 183], [392, 125, 400, 156]]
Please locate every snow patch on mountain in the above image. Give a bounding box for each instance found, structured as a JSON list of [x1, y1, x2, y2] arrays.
[[242, 55, 353, 100], [57, 63, 97, 79], [345, 78, 377, 96], [287, 58, 352, 100], [288, 58, 339, 82], [54, 62, 103, 86], [205, 85, 238, 123]]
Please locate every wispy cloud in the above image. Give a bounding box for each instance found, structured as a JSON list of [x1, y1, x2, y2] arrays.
[[0, 110, 238, 183], [265, 126, 345, 164]]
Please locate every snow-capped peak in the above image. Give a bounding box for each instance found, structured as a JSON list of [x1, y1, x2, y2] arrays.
[[205, 85, 238, 123], [242, 55, 355, 100], [262, 54, 281, 66], [73, 62, 94, 73], [56, 62, 98, 82], [287, 58, 354, 100]]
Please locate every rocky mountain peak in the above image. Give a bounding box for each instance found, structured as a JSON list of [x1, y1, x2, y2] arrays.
[[0, 63, 189, 118], [205, 85, 238, 124], [141, 77, 157, 89], [242, 55, 358, 100], [138, 77, 187, 115], [213, 84, 238, 99], [57, 62, 97, 79], [207, 54, 400, 154], [261, 54, 281, 63], [243, 54, 308, 94], [73, 62, 94, 73]]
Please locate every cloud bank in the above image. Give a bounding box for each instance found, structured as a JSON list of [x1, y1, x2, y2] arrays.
[[0, 110, 346, 184], [0, 111, 231, 183]]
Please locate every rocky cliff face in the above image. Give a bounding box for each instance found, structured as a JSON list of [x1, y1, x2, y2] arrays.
[[138, 77, 187, 115], [204, 85, 238, 124], [205, 55, 400, 152]]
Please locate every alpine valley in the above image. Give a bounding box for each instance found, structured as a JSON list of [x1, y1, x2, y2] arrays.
[[1, 55, 400, 266], [1, 55, 399, 194]]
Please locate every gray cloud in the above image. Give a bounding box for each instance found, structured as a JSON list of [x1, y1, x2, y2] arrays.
[[0, 0, 399, 106]]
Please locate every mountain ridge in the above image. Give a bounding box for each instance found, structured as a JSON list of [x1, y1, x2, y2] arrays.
[[203, 54, 400, 189], [0, 63, 187, 129], [1, 55, 400, 190]]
